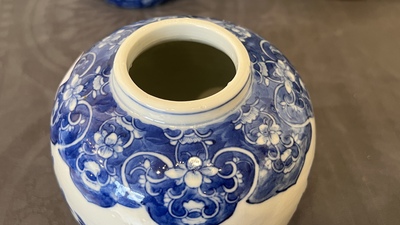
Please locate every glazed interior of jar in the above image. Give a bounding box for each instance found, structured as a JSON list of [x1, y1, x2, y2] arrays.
[[129, 41, 236, 101]]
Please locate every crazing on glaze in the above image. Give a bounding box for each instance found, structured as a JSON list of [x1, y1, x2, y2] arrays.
[[51, 16, 314, 225]]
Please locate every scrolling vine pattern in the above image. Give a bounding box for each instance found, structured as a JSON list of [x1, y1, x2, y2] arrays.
[[51, 16, 313, 225]]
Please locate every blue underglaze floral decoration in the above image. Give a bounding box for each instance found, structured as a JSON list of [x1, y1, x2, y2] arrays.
[[51, 16, 314, 225]]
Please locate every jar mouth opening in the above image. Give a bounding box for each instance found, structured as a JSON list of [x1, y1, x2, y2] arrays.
[[112, 18, 250, 115], [129, 40, 237, 101]]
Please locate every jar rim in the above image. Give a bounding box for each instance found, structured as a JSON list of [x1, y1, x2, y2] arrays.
[[111, 17, 251, 125]]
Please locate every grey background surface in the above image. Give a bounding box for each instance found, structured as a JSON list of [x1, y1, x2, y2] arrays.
[[0, 0, 399, 224]]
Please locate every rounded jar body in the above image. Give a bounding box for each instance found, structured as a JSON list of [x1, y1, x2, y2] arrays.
[[50, 16, 315, 225]]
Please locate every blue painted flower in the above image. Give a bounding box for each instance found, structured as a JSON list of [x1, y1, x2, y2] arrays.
[[256, 118, 282, 146], [62, 74, 84, 111], [94, 130, 124, 158], [165, 157, 219, 188]]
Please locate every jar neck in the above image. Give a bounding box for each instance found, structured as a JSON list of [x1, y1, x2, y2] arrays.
[[110, 18, 251, 127]]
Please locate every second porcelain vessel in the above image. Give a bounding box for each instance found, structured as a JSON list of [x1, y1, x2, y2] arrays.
[[51, 16, 315, 225], [106, 0, 166, 8]]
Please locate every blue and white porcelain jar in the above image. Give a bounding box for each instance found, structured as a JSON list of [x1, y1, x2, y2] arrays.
[[51, 16, 315, 225]]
